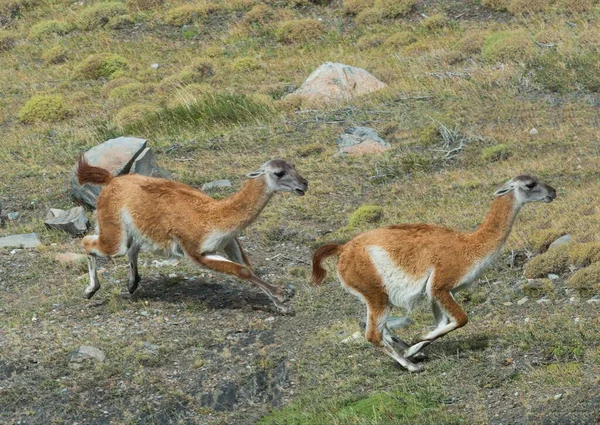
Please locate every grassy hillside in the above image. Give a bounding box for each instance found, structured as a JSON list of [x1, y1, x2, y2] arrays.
[[1, 0, 599, 424]]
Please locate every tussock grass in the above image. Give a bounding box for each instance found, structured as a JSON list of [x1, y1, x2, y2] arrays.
[[124, 93, 274, 135]]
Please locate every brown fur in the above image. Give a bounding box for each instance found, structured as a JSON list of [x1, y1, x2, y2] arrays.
[[76, 156, 113, 186], [311, 176, 556, 370], [78, 159, 308, 314]]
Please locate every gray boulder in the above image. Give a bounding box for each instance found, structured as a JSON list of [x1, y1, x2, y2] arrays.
[[69, 345, 106, 363], [0, 233, 41, 249], [336, 127, 391, 155], [44, 207, 89, 235], [71, 137, 168, 208], [285, 62, 386, 106], [549, 234, 573, 250]]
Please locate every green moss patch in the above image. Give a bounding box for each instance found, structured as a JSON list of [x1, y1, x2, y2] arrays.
[[18, 94, 69, 123], [348, 205, 384, 228], [481, 144, 510, 162], [75, 53, 129, 80]]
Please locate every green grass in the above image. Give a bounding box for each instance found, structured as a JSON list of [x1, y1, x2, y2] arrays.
[[259, 391, 465, 425], [124, 93, 274, 136]]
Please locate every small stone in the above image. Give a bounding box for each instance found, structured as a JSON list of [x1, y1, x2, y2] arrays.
[[586, 297, 599, 304], [548, 234, 573, 250], [44, 207, 88, 235], [336, 127, 391, 156], [0, 233, 41, 249], [69, 345, 106, 363], [265, 316, 275, 323], [386, 316, 413, 330], [548, 273, 559, 280], [536, 297, 551, 304], [202, 179, 232, 191], [502, 302, 513, 306], [150, 63, 159, 69], [341, 331, 362, 343], [554, 393, 562, 400], [517, 297, 529, 305], [168, 273, 177, 278], [7, 212, 20, 220], [529, 128, 538, 136], [142, 342, 159, 356]]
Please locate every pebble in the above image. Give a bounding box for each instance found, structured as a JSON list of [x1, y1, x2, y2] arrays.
[[150, 63, 159, 69], [554, 393, 562, 400], [502, 302, 513, 306], [7, 212, 20, 220], [517, 297, 529, 305], [536, 297, 551, 304], [265, 316, 275, 323], [529, 128, 538, 136], [341, 331, 362, 344], [547, 273, 559, 280], [586, 297, 599, 304]]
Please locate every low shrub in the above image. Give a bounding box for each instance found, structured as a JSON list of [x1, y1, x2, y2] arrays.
[[28, 20, 73, 39], [343, 0, 375, 15], [276, 19, 324, 44], [567, 262, 600, 297], [76, 2, 127, 30], [384, 31, 417, 47], [374, 0, 416, 18], [114, 103, 159, 128]]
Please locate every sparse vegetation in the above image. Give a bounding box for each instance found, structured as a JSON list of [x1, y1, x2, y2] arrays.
[[374, 0, 417, 18], [567, 262, 600, 297]]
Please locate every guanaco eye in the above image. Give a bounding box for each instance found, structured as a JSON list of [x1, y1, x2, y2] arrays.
[[274, 171, 285, 178], [525, 182, 536, 189]]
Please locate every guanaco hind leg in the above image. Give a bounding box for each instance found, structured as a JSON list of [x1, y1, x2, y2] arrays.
[[127, 243, 141, 294]]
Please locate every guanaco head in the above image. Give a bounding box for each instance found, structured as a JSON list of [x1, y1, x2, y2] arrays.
[[247, 159, 308, 196], [494, 175, 557, 204]]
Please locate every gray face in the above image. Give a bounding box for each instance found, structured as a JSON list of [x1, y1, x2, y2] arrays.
[[495, 175, 557, 204], [248, 159, 309, 196]]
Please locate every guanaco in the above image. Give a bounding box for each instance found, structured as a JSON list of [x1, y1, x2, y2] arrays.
[[312, 175, 556, 372], [76, 157, 308, 314]]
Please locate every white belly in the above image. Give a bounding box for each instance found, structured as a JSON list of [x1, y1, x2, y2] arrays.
[[200, 229, 235, 253], [367, 246, 430, 312]]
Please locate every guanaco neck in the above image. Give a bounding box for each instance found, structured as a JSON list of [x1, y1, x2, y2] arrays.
[[468, 192, 521, 256], [217, 176, 274, 230]]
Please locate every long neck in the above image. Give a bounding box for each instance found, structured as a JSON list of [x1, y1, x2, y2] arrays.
[[469, 193, 521, 255], [217, 176, 274, 230]]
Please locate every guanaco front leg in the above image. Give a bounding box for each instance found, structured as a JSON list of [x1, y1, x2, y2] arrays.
[[405, 290, 468, 358], [185, 250, 292, 314]]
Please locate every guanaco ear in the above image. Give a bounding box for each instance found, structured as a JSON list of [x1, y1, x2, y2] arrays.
[[247, 170, 265, 179], [494, 182, 514, 197]]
